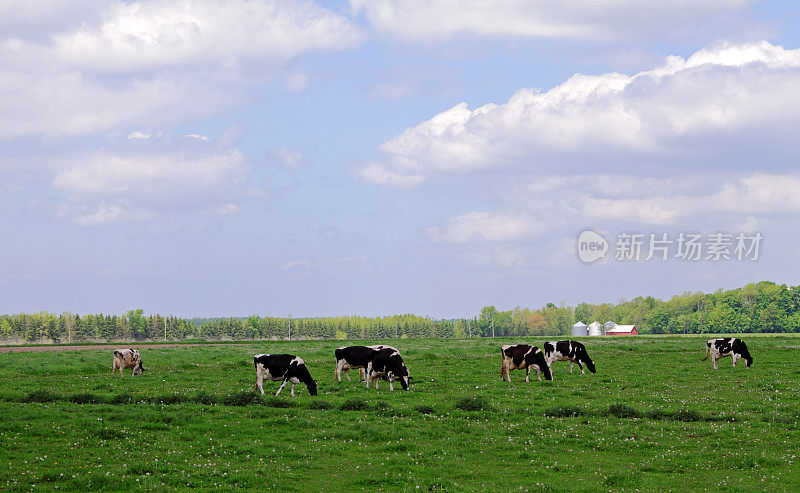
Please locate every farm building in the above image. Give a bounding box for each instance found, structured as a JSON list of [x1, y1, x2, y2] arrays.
[[587, 321, 604, 336], [606, 325, 638, 335], [572, 321, 588, 336]]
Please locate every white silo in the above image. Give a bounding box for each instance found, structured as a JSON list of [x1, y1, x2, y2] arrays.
[[587, 321, 604, 336], [572, 321, 588, 337]]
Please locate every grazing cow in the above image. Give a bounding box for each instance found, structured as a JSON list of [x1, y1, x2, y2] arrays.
[[500, 344, 552, 382], [543, 340, 596, 375], [254, 354, 317, 397], [111, 349, 145, 376], [365, 348, 410, 391], [334, 345, 397, 382], [702, 338, 753, 369]]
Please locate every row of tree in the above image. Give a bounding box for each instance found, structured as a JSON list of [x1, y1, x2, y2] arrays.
[[1, 281, 798, 343]]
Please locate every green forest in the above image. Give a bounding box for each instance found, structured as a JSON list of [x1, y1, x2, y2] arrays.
[[1, 281, 798, 343]]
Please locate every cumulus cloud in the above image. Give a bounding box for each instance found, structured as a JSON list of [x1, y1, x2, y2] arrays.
[[0, 0, 361, 138], [364, 41, 800, 186], [351, 0, 749, 41]]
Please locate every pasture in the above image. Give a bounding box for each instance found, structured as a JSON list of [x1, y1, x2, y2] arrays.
[[1, 335, 799, 491]]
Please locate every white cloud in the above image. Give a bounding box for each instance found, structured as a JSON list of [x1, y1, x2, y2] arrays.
[[461, 246, 525, 267], [364, 41, 800, 186], [358, 163, 425, 189], [0, 0, 361, 138], [53, 150, 245, 195], [351, 0, 749, 41], [51, 133, 252, 224], [284, 73, 308, 92], [127, 131, 150, 140], [217, 204, 239, 215], [510, 172, 800, 227], [281, 259, 314, 270], [185, 134, 209, 141], [56, 201, 152, 226], [276, 148, 304, 169], [51, 0, 362, 72], [426, 210, 545, 243]]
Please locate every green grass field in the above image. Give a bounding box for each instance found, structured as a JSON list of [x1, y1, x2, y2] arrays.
[[1, 335, 799, 491]]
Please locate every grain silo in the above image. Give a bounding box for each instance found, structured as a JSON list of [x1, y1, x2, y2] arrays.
[[572, 321, 588, 337], [587, 321, 604, 336]]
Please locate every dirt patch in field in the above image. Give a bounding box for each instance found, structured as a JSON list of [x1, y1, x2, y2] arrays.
[[0, 343, 254, 354]]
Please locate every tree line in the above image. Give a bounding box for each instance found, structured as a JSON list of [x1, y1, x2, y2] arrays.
[[1, 281, 798, 343]]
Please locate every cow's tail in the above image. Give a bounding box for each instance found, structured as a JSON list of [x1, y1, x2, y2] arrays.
[[701, 343, 710, 361], [500, 348, 507, 380]]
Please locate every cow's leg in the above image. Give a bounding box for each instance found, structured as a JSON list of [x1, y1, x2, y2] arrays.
[[537, 367, 542, 382], [525, 367, 530, 383], [576, 361, 584, 374], [713, 356, 719, 370], [358, 368, 365, 382], [335, 361, 343, 382], [388, 372, 394, 391], [276, 379, 289, 396], [290, 382, 296, 397], [131, 367, 136, 376], [345, 368, 352, 382], [570, 362, 574, 373], [255, 372, 265, 395]]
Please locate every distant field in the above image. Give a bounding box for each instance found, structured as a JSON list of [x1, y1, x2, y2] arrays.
[[0, 335, 799, 491]]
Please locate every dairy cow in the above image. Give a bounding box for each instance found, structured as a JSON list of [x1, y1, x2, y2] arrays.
[[254, 354, 318, 397], [365, 348, 410, 391], [702, 338, 753, 369], [334, 345, 398, 382], [111, 349, 145, 376], [543, 340, 596, 375], [500, 344, 552, 382]]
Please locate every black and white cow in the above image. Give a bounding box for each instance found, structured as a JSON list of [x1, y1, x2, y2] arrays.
[[254, 354, 318, 397], [702, 338, 753, 369], [111, 349, 145, 376], [365, 348, 410, 391], [500, 344, 553, 382], [543, 340, 596, 375], [334, 345, 399, 382]]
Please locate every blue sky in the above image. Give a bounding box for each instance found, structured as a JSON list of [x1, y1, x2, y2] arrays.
[[1, 0, 799, 317]]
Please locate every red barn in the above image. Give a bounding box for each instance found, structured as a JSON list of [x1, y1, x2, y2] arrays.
[[605, 325, 638, 335]]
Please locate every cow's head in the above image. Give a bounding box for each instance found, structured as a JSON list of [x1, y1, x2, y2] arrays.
[[306, 379, 318, 396], [583, 355, 596, 374], [743, 353, 753, 368], [396, 360, 410, 391], [135, 361, 145, 375], [540, 363, 553, 381], [532, 349, 553, 381]]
